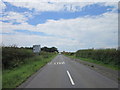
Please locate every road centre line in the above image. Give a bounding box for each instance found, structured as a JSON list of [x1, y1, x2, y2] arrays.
[[67, 70, 75, 86]]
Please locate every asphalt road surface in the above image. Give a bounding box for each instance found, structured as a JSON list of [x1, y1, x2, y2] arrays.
[[19, 55, 118, 88]]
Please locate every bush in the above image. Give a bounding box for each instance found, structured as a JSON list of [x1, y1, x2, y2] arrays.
[[40, 51, 55, 58], [2, 46, 34, 69], [75, 49, 119, 67]]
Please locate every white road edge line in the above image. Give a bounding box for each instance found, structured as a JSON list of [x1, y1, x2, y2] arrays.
[[67, 70, 75, 86]]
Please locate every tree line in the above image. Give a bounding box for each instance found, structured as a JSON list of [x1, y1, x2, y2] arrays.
[[19, 46, 58, 52]]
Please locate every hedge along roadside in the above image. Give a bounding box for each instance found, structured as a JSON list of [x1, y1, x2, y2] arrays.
[[76, 49, 119, 67], [3, 52, 57, 88], [63, 49, 120, 70]]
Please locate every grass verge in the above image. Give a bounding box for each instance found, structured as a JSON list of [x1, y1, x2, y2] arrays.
[[3, 54, 57, 88], [66, 55, 120, 70]]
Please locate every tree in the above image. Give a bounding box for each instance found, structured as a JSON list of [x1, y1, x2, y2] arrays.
[[41, 47, 58, 52]]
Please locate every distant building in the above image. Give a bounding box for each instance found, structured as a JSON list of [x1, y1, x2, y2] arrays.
[[33, 45, 41, 53]]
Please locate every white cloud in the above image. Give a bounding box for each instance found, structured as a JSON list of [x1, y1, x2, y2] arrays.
[[2, 34, 82, 51], [3, 0, 118, 12], [1, 0, 118, 51], [0, 12, 30, 24], [0, 0, 6, 13], [2, 11, 118, 51], [2, 1, 95, 12], [3, 0, 119, 2], [1, 22, 34, 33], [100, 2, 118, 12]]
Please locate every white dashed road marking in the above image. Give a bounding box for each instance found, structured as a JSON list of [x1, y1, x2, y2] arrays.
[[67, 70, 75, 86], [48, 62, 65, 65]]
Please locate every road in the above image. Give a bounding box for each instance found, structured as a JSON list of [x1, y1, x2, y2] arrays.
[[19, 55, 118, 88]]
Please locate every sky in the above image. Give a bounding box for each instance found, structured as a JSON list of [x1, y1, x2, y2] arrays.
[[0, 0, 119, 52]]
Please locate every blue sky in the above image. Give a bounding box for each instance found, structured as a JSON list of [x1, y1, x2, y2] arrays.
[[14, 30, 54, 36], [3, 2, 32, 13], [3, 2, 114, 25], [1, 1, 118, 51]]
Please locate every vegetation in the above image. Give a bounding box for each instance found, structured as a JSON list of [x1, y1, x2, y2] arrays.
[[2, 46, 58, 69], [41, 46, 58, 52], [2, 45, 57, 88], [2, 46, 34, 69], [64, 48, 120, 70], [3, 52, 56, 88]]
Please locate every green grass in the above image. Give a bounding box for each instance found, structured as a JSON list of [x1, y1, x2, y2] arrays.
[[3, 54, 57, 88], [66, 55, 120, 70]]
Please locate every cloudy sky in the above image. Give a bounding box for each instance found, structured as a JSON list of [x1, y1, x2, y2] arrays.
[[0, 0, 119, 52]]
